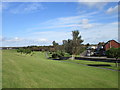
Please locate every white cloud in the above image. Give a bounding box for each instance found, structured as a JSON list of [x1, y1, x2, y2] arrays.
[[78, 1, 107, 9], [32, 22, 118, 44], [81, 22, 118, 44], [106, 5, 118, 14], [82, 24, 93, 29], [2, 37, 23, 42], [2, 21, 118, 46], [81, 19, 93, 29], [27, 13, 96, 32], [0, 36, 3, 42], [35, 38, 50, 43], [2, 37, 52, 47], [33, 31, 71, 40], [4, 2, 45, 14], [82, 19, 88, 24]]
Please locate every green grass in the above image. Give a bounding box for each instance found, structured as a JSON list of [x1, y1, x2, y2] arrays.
[[63, 59, 118, 70], [2, 50, 118, 88]]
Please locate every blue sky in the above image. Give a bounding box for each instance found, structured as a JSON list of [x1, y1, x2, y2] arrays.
[[0, 2, 119, 47]]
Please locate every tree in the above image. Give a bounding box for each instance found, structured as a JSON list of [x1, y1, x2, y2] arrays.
[[71, 30, 83, 60], [106, 48, 120, 67], [86, 43, 90, 48], [17, 48, 32, 55], [63, 39, 73, 55], [63, 30, 83, 60], [17, 48, 24, 54], [24, 49, 32, 55], [52, 41, 59, 52], [52, 41, 58, 46]]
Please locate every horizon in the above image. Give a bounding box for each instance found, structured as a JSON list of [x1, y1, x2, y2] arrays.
[[1, 2, 119, 47]]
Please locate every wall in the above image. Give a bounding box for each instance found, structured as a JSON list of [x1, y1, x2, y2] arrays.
[[105, 40, 120, 51]]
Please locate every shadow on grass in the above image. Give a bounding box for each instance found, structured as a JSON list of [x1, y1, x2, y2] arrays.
[[87, 64, 111, 67]]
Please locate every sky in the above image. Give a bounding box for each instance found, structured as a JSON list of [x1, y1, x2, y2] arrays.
[[0, 1, 119, 47]]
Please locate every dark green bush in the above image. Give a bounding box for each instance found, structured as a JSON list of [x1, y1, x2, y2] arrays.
[[106, 48, 120, 59], [52, 53, 58, 58], [17, 48, 32, 55], [51, 51, 65, 59]]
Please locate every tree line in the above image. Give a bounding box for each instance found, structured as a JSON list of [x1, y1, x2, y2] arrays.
[[17, 30, 86, 59]]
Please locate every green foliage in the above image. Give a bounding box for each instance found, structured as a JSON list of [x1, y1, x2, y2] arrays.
[[72, 30, 84, 55], [51, 51, 65, 59], [106, 48, 120, 67], [17, 48, 24, 54], [79, 47, 86, 54], [52, 53, 59, 58], [106, 48, 120, 59], [17, 48, 32, 55], [63, 30, 84, 55], [24, 49, 32, 55], [63, 39, 73, 55], [64, 52, 71, 57], [52, 41, 59, 46]]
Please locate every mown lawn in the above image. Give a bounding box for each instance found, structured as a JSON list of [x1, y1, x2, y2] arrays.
[[63, 59, 118, 70], [2, 50, 118, 88]]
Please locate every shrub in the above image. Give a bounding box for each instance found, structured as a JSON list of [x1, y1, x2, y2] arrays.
[[52, 53, 58, 58], [106, 47, 120, 67], [17, 48, 32, 55], [51, 51, 65, 59], [106, 48, 120, 58]]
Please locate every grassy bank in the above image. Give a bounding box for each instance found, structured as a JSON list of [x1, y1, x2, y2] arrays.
[[2, 50, 118, 88], [63, 59, 119, 70]]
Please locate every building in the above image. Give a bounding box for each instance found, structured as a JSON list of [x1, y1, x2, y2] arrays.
[[86, 45, 97, 56], [95, 42, 105, 56], [85, 40, 120, 57], [104, 40, 120, 51]]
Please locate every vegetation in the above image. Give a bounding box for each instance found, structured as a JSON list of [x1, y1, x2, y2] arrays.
[[50, 51, 71, 59], [50, 30, 84, 60], [63, 59, 119, 70], [63, 30, 84, 59], [17, 48, 32, 55], [16, 45, 54, 52], [106, 47, 120, 67], [2, 50, 118, 88], [63, 39, 73, 55]]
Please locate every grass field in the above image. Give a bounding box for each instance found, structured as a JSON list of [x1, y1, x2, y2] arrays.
[[63, 59, 118, 70], [2, 50, 118, 88]]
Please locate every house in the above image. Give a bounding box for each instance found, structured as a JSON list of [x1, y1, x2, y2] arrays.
[[94, 40, 120, 56], [95, 42, 105, 56], [86, 40, 120, 57], [104, 40, 120, 51], [86, 45, 97, 56]]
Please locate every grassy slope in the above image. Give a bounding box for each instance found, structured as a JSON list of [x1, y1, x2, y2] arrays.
[[2, 50, 118, 88], [63, 59, 118, 70]]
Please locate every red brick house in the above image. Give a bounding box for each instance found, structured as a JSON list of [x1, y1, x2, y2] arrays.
[[104, 40, 120, 51]]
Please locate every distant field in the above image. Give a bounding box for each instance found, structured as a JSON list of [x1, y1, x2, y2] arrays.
[[2, 50, 118, 88]]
